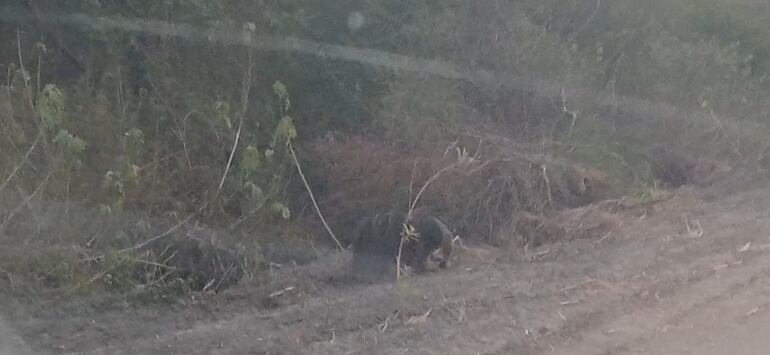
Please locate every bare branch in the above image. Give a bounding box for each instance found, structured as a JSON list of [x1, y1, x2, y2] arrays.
[[288, 141, 344, 251]]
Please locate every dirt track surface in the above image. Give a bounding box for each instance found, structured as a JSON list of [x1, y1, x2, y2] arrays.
[[5, 170, 770, 355], [0, 315, 34, 355]]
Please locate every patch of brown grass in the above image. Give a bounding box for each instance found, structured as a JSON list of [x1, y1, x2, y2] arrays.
[[302, 130, 617, 245]]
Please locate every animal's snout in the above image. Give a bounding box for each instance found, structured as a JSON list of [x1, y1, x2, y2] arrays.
[[427, 248, 449, 270]]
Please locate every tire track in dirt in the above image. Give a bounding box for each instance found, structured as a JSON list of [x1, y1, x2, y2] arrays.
[[540, 241, 770, 355], [618, 275, 770, 354], [491, 185, 770, 354]]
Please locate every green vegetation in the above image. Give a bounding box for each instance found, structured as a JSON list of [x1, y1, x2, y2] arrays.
[[0, 0, 767, 302]]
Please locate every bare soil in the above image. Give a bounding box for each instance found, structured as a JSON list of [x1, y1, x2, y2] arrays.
[[4, 168, 770, 355]]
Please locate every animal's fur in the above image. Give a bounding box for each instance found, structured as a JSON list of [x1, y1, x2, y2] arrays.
[[351, 210, 454, 279]]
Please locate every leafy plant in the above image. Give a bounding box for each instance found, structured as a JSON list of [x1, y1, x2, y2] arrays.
[[37, 84, 65, 130]]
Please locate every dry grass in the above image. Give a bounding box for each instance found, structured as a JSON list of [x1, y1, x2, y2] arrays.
[[0, 197, 257, 304], [303, 130, 617, 246]]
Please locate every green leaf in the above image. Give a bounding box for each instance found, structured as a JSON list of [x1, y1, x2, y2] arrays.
[[124, 128, 145, 159], [242, 22, 256, 43], [275, 116, 297, 144], [244, 181, 264, 201], [213, 100, 232, 129], [103, 170, 125, 195], [53, 129, 87, 157], [37, 84, 65, 129], [270, 202, 291, 220], [124, 128, 145, 146], [127, 164, 141, 180], [272, 80, 291, 112], [19, 69, 31, 83], [240, 145, 261, 175], [98, 204, 112, 216], [35, 42, 48, 54], [272, 81, 287, 100]]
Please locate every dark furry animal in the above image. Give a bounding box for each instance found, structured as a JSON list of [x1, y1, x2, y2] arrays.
[[351, 210, 454, 279], [645, 146, 696, 187]]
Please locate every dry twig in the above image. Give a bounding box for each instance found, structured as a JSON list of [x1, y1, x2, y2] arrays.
[[118, 212, 197, 253], [396, 143, 470, 279], [405, 309, 432, 325], [683, 215, 704, 238], [288, 141, 344, 251], [269, 286, 296, 298]]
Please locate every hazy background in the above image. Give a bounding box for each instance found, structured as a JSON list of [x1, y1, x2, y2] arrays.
[[0, 0, 768, 305]]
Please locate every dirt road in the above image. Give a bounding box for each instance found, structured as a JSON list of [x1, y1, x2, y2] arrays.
[[0, 315, 34, 355], [618, 275, 770, 355], [4, 171, 770, 354]]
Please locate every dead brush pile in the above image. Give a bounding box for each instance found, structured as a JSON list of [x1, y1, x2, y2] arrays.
[[124, 221, 246, 294], [303, 131, 616, 246], [0, 199, 249, 302]]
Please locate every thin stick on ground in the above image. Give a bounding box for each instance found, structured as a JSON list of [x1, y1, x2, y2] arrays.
[[541, 164, 553, 207], [288, 141, 344, 251]]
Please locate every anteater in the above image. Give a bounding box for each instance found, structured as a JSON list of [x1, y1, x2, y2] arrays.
[[351, 209, 454, 279]]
